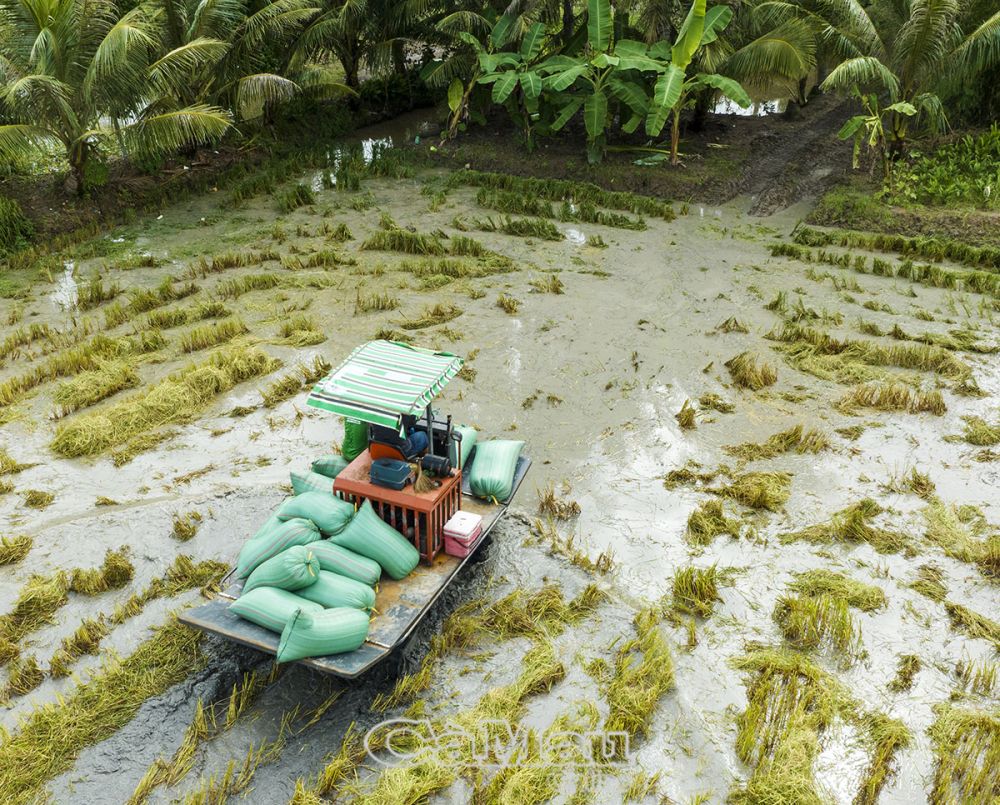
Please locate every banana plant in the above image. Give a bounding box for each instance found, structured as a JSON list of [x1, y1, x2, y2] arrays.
[[475, 20, 549, 148], [838, 91, 917, 183], [643, 0, 751, 164], [535, 0, 657, 164]]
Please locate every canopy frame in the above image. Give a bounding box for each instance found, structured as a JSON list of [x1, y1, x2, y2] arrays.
[[306, 340, 464, 439]]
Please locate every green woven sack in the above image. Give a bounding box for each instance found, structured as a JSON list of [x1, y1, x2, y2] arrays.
[[276, 607, 370, 662], [230, 588, 323, 634], [311, 455, 349, 479], [235, 517, 319, 579], [305, 540, 381, 586], [297, 570, 376, 610], [342, 418, 368, 462], [329, 500, 420, 580], [243, 546, 320, 594], [469, 440, 524, 502], [290, 470, 335, 496], [449, 425, 477, 470], [277, 491, 355, 535]]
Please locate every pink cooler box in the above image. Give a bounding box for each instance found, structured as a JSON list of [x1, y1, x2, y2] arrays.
[[443, 511, 484, 558]]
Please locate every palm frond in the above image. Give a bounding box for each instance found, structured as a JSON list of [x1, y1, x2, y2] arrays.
[[724, 18, 817, 89], [149, 38, 230, 97], [234, 73, 298, 119], [125, 103, 232, 156], [821, 54, 900, 97], [0, 123, 60, 163]]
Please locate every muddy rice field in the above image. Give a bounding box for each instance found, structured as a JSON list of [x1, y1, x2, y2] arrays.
[[0, 120, 997, 804]]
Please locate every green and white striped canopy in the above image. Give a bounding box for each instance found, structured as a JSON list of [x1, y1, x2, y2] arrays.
[[307, 340, 464, 434]]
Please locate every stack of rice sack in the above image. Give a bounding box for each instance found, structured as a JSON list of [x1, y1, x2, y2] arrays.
[[230, 459, 420, 663]]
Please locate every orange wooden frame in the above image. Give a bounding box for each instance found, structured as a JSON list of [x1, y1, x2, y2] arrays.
[[334, 449, 462, 563]]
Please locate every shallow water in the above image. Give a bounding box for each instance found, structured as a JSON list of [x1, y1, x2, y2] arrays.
[[1, 121, 998, 803]]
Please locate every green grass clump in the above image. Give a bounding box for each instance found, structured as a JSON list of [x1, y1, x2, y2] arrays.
[[717, 471, 791, 511], [277, 313, 326, 346], [603, 608, 674, 742], [768, 322, 972, 380], [922, 499, 996, 579], [261, 356, 331, 408], [22, 489, 54, 509], [724, 351, 778, 390], [674, 399, 697, 430], [788, 569, 886, 611], [0, 449, 30, 476], [451, 169, 674, 219], [145, 300, 230, 329], [910, 564, 948, 601], [52, 346, 280, 457], [277, 183, 315, 213], [773, 594, 860, 656], [49, 617, 110, 678], [0, 535, 32, 565], [793, 225, 1000, 271], [172, 510, 202, 542], [957, 415, 1000, 446], [1, 655, 44, 701], [672, 565, 721, 617], [361, 229, 445, 256], [110, 555, 227, 625], [354, 290, 400, 314], [837, 381, 946, 415], [216, 273, 280, 299], [68, 547, 134, 595], [0, 620, 205, 804], [186, 249, 278, 278], [0, 331, 163, 409], [928, 705, 999, 805], [53, 359, 140, 415], [730, 647, 853, 803], [724, 424, 829, 461], [179, 318, 248, 352], [399, 304, 462, 330], [474, 215, 562, 240], [888, 654, 921, 693], [686, 499, 741, 545], [855, 712, 911, 805], [945, 602, 1000, 649], [77, 276, 121, 310], [0, 573, 69, 651], [0, 322, 62, 362], [496, 293, 520, 314], [476, 188, 554, 217], [780, 498, 909, 554], [698, 392, 735, 412], [529, 274, 565, 294]]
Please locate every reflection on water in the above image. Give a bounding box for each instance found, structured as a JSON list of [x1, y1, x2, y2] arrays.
[[564, 229, 586, 245], [50, 262, 78, 311], [714, 98, 786, 116], [316, 137, 396, 189]]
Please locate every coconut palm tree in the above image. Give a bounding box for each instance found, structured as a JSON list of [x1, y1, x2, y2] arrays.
[[0, 0, 232, 193], [760, 0, 1000, 152], [148, 0, 313, 123]]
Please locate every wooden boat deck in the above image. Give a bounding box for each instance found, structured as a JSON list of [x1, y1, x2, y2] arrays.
[[179, 455, 530, 678]]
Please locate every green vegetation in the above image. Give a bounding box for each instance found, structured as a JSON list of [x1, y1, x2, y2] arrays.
[[724, 424, 829, 461], [671, 565, 720, 617], [0, 196, 33, 253], [724, 351, 777, 390], [780, 498, 909, 554], [686, 499, 740, 545], [0, 621, 205, 804], [0, 536, 32, 566], [717, 471, 791, 511], [52, 346, 280, 457], [788, 569, 886, 612], [889, 126, 1000, 209], [928, 705, 999, 805]]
